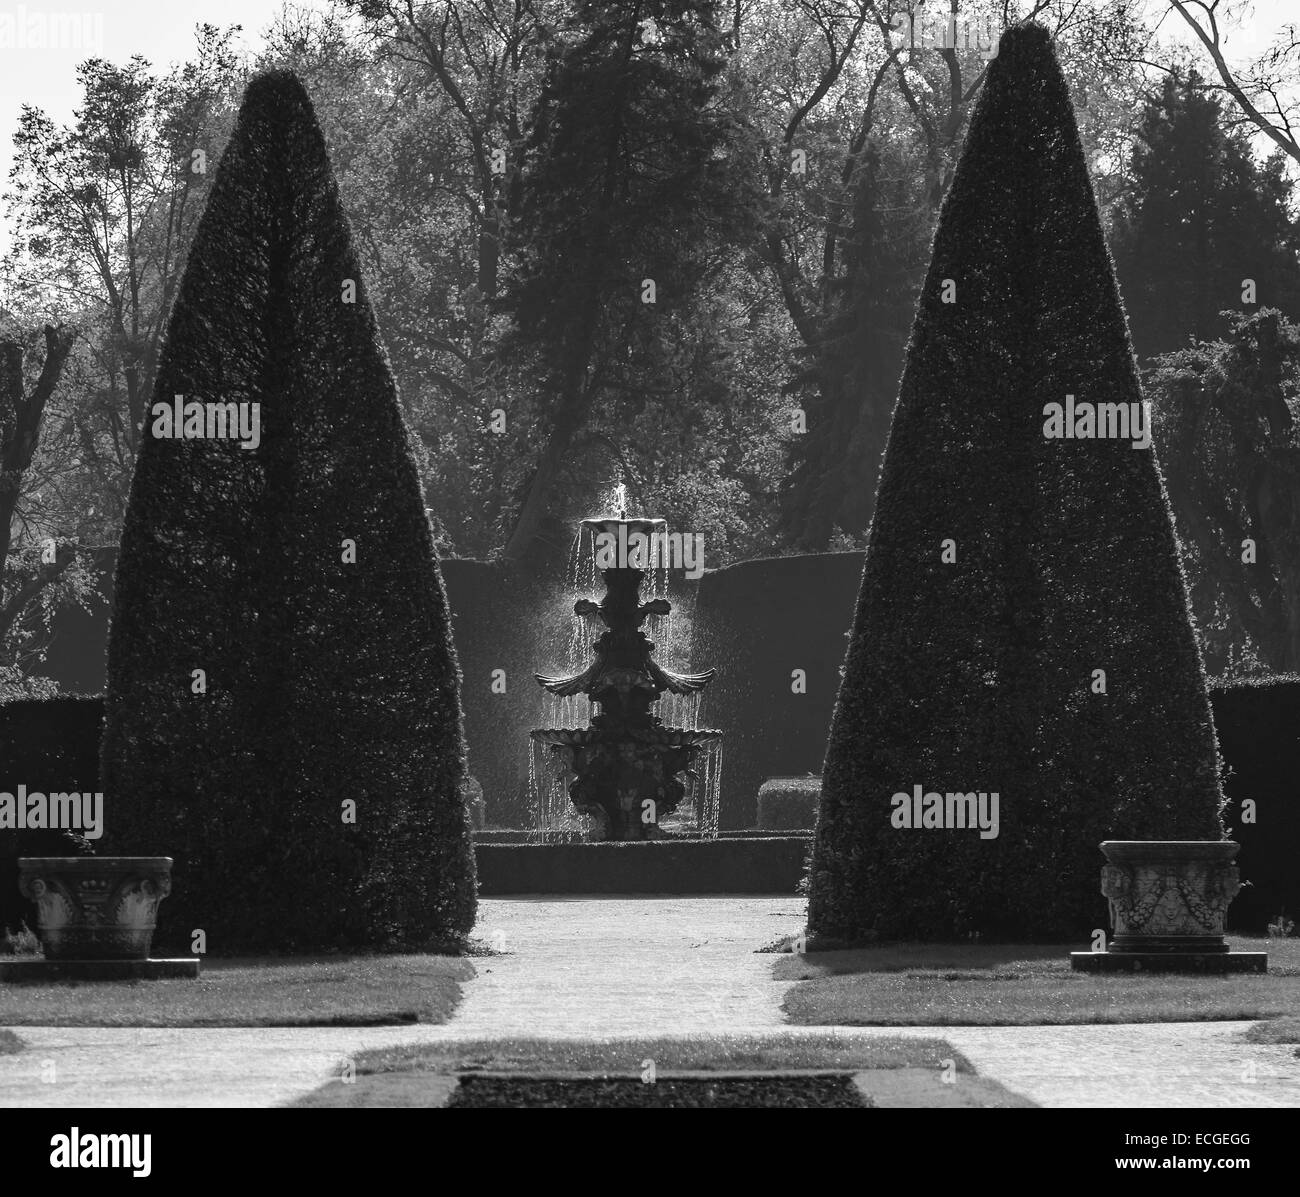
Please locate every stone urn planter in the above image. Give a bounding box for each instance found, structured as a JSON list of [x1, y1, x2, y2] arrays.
[[1071, 840, 1266, 973], [1101, 840, 1238, 952], [17, 857, 174, 960]]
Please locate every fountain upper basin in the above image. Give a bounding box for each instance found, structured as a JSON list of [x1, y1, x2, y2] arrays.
[[580, 516, 667, 540]]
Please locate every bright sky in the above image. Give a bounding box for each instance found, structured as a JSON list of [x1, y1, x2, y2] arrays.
[[0, 0, 335, 258], [0, 0, 333, 131], [0, 0, 1296, 260]]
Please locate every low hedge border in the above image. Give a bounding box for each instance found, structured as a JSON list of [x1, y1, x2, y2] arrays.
[[757, 777, 821, 831], [4, 678, 1298, 928]]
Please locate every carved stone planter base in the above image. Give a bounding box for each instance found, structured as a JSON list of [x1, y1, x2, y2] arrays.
[[1071, 840, 1268, 973], [1070, 951, 1267, 974], [0, 957, 201, 981], [18, 856, 176, 960]]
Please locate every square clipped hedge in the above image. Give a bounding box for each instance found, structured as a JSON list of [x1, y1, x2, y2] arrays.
[[1209, 675, 1300, 932], [757, 776, 821, 831], [0, 696, 101, 932]]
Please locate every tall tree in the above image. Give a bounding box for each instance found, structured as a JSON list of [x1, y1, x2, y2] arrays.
[[1170, 0, 1300, 168], [0, 323, 79, 646], [102, 71, 476, 953], [339, 1, 553, 556], [1110, 71, 1300, 360], [778, 144, 915, 548], [498, 0, 757, 563], [807, 24, 1223, 942], [0, 23, 241, 663], [3, 28, 241, 479], [742, 0, 1152, 549]]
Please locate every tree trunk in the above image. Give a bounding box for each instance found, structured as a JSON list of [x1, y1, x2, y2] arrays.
[[499, 296, 602, 563], [0, 324, 75, 585]]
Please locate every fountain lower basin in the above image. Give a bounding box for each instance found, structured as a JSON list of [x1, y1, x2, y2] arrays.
[[531, 724, 722, 841]]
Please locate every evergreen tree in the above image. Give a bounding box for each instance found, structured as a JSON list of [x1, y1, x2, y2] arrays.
[[1111, 72, 1300, 360], [499, 0, 756, 563], [779, 146, 915, 550], [807, 25, 1224, 942], [101, 71, 475, 953]]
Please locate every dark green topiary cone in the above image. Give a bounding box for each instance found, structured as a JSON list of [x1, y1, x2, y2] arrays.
[[807, 24, 1223, 942], [101, 71, 476, 953]]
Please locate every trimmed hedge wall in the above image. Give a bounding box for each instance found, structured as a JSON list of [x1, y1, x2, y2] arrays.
[[440, 559, 542, 827], [25, 553, 543, 831], [1210, 676, 1300, 932], [0, 697, 102, 932], [693, 553, 864, 829], [3, 679, 1299, 927]]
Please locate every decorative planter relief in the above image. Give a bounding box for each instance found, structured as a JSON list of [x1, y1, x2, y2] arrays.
[[17, 856, 174, 960], [1100, 840, 1241, 953]]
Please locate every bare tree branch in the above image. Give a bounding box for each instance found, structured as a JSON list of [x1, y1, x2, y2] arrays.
[[1170, 0, 1300, 164]]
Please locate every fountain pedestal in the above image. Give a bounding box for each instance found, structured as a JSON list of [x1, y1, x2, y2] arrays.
[[533, 517, 720, 842]]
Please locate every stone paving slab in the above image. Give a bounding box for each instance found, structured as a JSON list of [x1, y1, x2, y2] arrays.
[[1, 898, 1298, 1109]]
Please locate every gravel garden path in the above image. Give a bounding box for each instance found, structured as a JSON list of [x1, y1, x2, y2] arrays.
[[2, 897, 1298, 1108], [449, 895, 805, 1034]]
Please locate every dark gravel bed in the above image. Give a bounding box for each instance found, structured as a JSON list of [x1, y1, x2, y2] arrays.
[[447, 1074, 867, 1108]]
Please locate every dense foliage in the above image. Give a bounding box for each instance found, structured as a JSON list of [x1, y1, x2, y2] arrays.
[[101, 72, 475, 953], [808, 25, 1224, 942], [0, 3, 1295, 679], [1147, 310, 1300, 675], [1111, 71, 1300, 361]]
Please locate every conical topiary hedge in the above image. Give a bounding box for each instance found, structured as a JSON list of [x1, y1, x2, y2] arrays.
[[807, 24, 1224, 942], [101, 71, 476, 953]]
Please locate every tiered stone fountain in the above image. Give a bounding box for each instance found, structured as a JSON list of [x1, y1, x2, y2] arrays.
[[532, 511, 721, 841]]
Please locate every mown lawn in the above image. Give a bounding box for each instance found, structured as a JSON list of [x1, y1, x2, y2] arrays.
[[776, 935, 1300, 1027], [1242, 1016, 1300, 1044], [0, 954, 472, 1027], [334, 1032, 976, 1076]]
